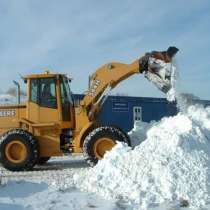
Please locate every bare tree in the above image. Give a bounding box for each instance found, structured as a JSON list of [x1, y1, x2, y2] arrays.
[[6, 87, 26, 97], [180, 93, 200, 100], [6, 87, 17, 97]]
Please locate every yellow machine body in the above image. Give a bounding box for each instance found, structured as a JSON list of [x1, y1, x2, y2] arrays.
[[0, 61, 140, 158], [0, 73, 73, 157]]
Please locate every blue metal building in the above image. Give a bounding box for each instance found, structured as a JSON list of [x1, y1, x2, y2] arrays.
[[73, 94, 210, 132]]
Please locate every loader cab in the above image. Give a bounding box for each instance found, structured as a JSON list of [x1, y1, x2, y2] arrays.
[[25, 72, 75, 129]]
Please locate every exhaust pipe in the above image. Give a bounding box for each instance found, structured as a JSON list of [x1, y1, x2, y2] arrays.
[[13, 80, 20, 104]]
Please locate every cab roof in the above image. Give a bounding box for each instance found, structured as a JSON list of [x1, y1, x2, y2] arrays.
[[24, 71, 68, 80]]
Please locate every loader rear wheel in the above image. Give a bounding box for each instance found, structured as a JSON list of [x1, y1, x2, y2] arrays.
[[37, 157, 51, 165], [83, 126, 130, 166], [0, 129, 39, 171]]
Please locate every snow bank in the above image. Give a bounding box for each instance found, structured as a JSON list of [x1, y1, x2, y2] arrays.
[[75, 104, 210, 210], [0, 94, 16, 105], [128, 121, 155, 147], [0, 94, 27, 105]]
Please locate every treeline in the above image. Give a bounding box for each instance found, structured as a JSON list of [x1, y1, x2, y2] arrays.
[[3, 87, 26, 97]]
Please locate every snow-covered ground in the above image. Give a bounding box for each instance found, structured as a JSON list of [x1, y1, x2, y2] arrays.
[[0, 180, 118, 210], [1, 91, 210, 209], [0, 156, 120, 210], [1, 103, 210, 210], [1, 155, 208, 210]]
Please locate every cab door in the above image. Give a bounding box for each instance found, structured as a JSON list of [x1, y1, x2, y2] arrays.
[[39, 78, 59, 123], [59, 76, 75, 129], [28, 77, 59, 123], [28, 77, 61, 157], [28, 78, 40, 123]]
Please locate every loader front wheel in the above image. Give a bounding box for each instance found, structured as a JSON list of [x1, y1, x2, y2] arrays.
[[83, 126, 130, 166], [0, 129, 39, 171]]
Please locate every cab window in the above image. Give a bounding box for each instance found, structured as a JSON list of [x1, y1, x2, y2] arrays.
[[60, 77, 72, 121], [40, 78, 57, 109], [30, 79, 39, 103], [30, 78, 57, 109]]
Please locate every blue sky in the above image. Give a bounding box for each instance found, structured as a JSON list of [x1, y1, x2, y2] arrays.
[[0, 0, 209, 99]]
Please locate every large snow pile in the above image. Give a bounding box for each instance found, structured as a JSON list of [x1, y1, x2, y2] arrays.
[[75, 104, 210, 210]]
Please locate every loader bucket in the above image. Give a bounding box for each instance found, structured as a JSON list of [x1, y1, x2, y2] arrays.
[[144, 46, 179, 93]]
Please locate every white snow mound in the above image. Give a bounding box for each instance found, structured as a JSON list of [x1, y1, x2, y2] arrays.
[[75, 104, 210, 210], [128, 121, 155, 147]]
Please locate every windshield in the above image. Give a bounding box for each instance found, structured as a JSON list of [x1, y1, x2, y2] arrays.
[[61, 76, 73, 104], [60, 76, 73, 121]]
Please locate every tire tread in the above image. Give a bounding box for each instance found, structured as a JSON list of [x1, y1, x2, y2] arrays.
[[0, 129, 39, 171]]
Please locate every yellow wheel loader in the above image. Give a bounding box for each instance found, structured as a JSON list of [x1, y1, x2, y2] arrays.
[[0, 47, 178, 171]]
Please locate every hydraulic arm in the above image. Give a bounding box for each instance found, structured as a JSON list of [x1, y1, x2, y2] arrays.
[[81, 46, 179, 120]]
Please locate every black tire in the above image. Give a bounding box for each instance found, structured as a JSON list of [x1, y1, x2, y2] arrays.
[[37, 157, 50, 165], [0, 129, 39, 171], [83, 126, 130, 166]]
